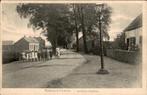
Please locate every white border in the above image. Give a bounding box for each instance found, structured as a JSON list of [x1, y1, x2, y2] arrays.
[[1, 1, 147, 95]]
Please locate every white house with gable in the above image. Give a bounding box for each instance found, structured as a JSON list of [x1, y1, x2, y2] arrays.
[[124, 13, 142, 50]]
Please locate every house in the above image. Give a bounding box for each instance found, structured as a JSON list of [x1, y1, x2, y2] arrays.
[[2, 41, 15, 63], [34, 37, 45, 51], [2, 36, 48, 62], [78, 36, 94, 52], [124, 13, 142, 50], [14, 36, 39, 53], [78, 33, 100, 53], [2, 41, 14, 52]]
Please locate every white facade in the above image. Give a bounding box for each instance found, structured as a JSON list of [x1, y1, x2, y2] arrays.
[[125, 27, 142, 46], [29, 43, 39, 51]]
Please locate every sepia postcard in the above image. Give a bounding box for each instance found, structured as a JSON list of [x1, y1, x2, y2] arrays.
[[0, 0, 147, 95]]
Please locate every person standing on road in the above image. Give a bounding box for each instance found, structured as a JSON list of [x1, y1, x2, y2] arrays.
[[49, 50, 53, 60], [46, 49, 50, 60], [26, 52, 29, 61], [37, 51, 41, 61], [56, 48, 60, 58], [34, 51, 38, 61]]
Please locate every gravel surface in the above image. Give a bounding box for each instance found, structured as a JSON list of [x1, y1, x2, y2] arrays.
[[2, 50, 86, 88], [54, 54, 142, 88]]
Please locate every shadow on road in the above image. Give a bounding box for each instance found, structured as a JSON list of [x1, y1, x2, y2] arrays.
[[70, 72, 97, 75], [57, 57, 82, 59], [21, 64, 75, 69]]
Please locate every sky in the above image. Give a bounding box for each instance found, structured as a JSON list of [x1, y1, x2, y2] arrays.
[[1, 3, 142, 43]]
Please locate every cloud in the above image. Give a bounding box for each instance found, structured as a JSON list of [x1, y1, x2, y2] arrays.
[[112, 14, 132, 22], [2, 24, 36, 39], [109, 14, 135, 41], [2, 29, 23, 42], [2, 3, 142, 43], [108, 27, 123, 41]]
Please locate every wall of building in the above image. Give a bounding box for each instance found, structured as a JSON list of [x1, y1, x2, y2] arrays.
[[29, 43, 39, 51], [14, 39, 29, 53], [2, 45, 16, 63], [39, 40, 45, 50], [79, 38, 93, 52], [78, 37, 101, 53], [125, 27, 142, 46]]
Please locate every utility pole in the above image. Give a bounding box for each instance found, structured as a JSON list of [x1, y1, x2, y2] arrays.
[[96, 4, 109, 74]]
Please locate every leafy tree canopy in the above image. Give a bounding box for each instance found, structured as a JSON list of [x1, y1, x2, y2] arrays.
[[16, 3, 112, 53], [17, 4, 74, 51]]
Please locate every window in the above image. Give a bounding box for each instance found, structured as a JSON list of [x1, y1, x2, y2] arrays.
[[29, 44, 34, 51], [127, 38, 129, 48], [130, 37, 136, 46], [139, 36, 142, 44], [127, 37, 136, 51]]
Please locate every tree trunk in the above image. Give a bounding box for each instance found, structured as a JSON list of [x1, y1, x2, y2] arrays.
[[80, 6, 88, 53], [52, 46, 56, 55], [52, 30, 58, 55], [73, 5, 79, 52], [75, 23, 79, 52], [51, 39, 57, 55]]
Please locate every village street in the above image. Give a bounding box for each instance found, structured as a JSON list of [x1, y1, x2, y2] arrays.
[[2, 49, 86, 88], [2, 3, 143, 89], [3, 49, 141, 88], [48, 54, 141, 88]]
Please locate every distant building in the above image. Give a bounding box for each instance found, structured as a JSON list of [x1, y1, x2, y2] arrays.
[[78, 33, 100, 53], [14, 36, 39, 53], [78, 36, 94, 52], [2, 36, 48, 63], [124, 13, 142, 50], [2, 41, 14, 52], [2, 41, 15, 63]]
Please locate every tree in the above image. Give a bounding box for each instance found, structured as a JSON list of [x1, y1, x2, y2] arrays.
[[95, 4, 112, 41], [77, 4, 111, 53], [71, 4, 80, 52], [16, 3, 112, 54], [17, 4, 74, 54], [79, 5, 88, 53], [72, 4, 97, 53], [114, 32, 127, 50]]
